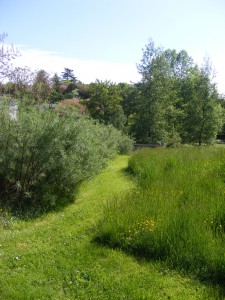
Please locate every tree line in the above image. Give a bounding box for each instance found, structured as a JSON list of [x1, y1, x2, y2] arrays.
[[1, 34, 225, 146]]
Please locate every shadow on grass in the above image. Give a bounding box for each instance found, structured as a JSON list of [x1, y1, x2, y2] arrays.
[[119, 165, 136, 181], [92, 234, 225, 297], [0, 182, 83, 221]]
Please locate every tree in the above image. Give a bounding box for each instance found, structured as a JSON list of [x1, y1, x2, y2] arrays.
[[180, 64, 223, 145], [77, 83, 90, 99], [85, 80, 126, 131], [51, 73, 61, 89], [8, 66, 34, 100], [61, 68, 76, 82], [132, 39, 223, 146], [32, 69, 51, 102], [118, 83, 139, 120], [133, 40, 183, 144], [0, 33, 19, 82], [163, 49, 194, 79], [49, 71, 79, 103], [48, 73, 63, 103]]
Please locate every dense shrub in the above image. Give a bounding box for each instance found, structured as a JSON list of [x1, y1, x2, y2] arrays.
[[0, 100, 132, 213], [117, 134, 134, 154]]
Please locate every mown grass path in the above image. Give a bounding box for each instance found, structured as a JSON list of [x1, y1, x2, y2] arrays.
[[0, 156, 217, 299]]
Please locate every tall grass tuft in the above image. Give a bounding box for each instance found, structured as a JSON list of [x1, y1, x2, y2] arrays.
[[96, 146, 225, 284]]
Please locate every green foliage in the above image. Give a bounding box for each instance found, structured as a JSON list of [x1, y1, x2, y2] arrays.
[[32, 69, 51, 102], [49, 72, 79, 103], [85, 80, 127, 131], [118, 82, 139, 120], [132, 40, 188, 144], [48, 89, 64, 103], [96, 147, 225, 285], [1, 35, 224, 149], [77, 83, 90, 99], [130, 39, 223, 145], [117, 134, 134, 154], [8, 66, 34, 100], [180, 66, 223, 145], [0, 99, 129, 213]]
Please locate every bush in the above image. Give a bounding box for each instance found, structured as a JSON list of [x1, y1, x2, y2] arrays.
[[117, 134, 134, 154], [0, 100, 131, 214]]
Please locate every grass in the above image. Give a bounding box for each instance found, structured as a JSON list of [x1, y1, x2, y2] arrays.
[[96, 147, 225, 292], [0, 155, 221, 299]]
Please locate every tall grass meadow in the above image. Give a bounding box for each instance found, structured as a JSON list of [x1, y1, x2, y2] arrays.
[[96, 146, 225, 284]]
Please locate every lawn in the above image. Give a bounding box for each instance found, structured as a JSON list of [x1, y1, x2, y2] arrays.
[[0, 155, 220, 299]]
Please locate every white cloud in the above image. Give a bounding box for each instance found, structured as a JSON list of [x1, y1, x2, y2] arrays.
[[13, 45, 141, 84], [10, 45, 225, 95], [210, 57, 225, 96]]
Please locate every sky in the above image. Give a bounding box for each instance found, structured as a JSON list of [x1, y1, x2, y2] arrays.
[[0, 0, 225, 94]]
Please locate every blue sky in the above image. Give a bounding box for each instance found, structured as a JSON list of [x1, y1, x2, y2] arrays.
[[1, 0, 225, 93]]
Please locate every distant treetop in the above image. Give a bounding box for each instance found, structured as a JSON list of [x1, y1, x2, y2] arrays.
[[61, 68, 77, 82]]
